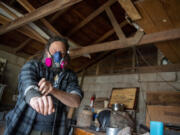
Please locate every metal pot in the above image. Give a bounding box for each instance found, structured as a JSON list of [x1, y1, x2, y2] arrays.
[[106, 127, 120, 135], [112, 103, 125, 111]]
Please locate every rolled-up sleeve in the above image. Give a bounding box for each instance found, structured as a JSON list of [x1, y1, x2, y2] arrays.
[[66, 71, 83, 99], [18, 60, 41, 102]]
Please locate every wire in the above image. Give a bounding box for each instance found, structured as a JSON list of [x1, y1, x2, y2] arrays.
[[134, 47, 152, 123], [136, 48, 180, 91], [135, 47, 180, 125]]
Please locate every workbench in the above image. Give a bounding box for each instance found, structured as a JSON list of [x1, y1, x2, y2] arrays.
[[74, 128, 106, 135]]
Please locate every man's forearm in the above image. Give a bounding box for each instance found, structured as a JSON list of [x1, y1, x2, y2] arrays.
[[50, 88, 81, 108]]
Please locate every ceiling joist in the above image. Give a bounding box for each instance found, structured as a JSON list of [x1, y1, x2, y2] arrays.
[[0, 3, 47, 44], [17, 0, 84, 49], [94, 21, 127, 43], [69, 28, 180, 57], [68, 0, 116, 36], [0, 0, 82, 35], [105, 6, 126, 39], [118, 0, 141, 21], [0, 14, 46, 43]]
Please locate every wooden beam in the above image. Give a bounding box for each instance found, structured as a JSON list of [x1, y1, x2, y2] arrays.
[[0, 14, 11, 24], [68, 0, 116, 36], [0, 7, 46, 43], [135, 64, 180, 73], [17, 0, 83, 49], [76, 20, 127, 72], [0, 15, 46, 43], [105, 7, 126, 39], [118, 0, 141, 21], [0, 3, 18, 19], [83, 64, 180, 75], [16, 0, 34, 13], [17, 0, 62, 38], [77, 21, 127, 73], [95, 63, 100, 75], [17, 0, 60, 36], [1, 2, 49, 41], [18, 26, 46, 43], [76, 51, 115, 73], [0, 0, 82, 35], [94, 21, 127, 43], [139, 28, 180, 45], [135, 0, 180, 63], [13, 38, 31, 53], [70, 28, 180, 57]]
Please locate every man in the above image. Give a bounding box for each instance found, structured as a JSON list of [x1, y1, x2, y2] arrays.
[[4, 37, 83, 135]]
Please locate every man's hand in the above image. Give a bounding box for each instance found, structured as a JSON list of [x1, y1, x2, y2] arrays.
[[38, 78, 54, 95], [30, 96, 55, 115]]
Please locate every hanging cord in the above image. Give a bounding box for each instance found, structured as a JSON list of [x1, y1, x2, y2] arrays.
[[134, 48, 152, 123], [126, 13, 180, 92], [136, 48, 180, 91], [124, 15, 152, 124]]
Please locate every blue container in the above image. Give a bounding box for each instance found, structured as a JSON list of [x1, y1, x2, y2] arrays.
[[150, 121, 164, 135]]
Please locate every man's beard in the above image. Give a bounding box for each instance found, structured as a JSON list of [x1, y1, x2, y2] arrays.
[[50, 66, 61, 73]]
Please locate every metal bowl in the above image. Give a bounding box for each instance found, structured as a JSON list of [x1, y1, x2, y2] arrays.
[[112, 103, 125, 111], [106, 127, 120, 135]]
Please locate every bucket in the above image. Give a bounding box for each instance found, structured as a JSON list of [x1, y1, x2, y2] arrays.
[[106, 127, 120, 135], [150, 121, 164, 135]]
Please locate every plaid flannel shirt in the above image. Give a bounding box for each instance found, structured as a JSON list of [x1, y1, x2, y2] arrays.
[[4, 60, 83, 135]]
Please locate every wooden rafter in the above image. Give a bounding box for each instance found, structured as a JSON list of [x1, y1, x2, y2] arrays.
[[18, 26, 46, 43], [70, 28, 180, 57], [17, 0, 85, 50], [135, 0, 180, 63], [94, 21, 127, 43], [68, 0, 116, 36], [105, 7, 126, 39], [17, 0, 62, 39], [118, 0, 141, 21], [17, 0, 83, 50], [0, 0, 82, 35], [0, 14, 11, 24], [122, 64, 180, 74], [0, 14, 46, 43], [0, 3, 17, 19], [0, 4, 46, 44], [78, 21, 128, 72]]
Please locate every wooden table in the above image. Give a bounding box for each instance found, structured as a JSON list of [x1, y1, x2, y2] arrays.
[[74, 128, 105, 135]]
